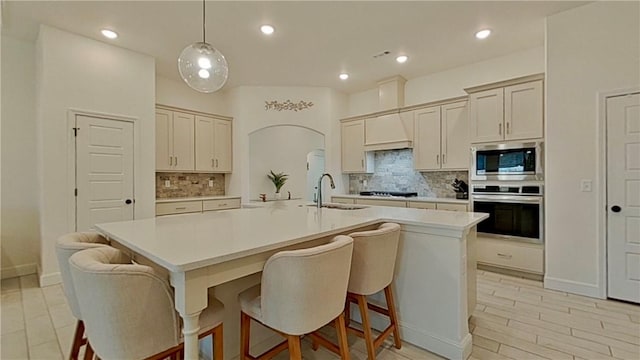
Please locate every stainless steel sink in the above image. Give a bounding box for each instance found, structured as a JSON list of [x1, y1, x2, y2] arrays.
[[306, 203, 368, 210]]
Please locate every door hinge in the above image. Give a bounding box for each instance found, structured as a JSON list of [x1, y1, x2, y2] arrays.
[[72, 127, 79, 137], [74, 188, 78, 196]]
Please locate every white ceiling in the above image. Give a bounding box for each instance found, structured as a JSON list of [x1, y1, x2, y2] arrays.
[[2, 0, 587, 94]]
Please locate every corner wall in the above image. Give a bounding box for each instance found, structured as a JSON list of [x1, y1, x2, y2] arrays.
[[1, 35, 39, 278], [545, 1, 640, 297], [36, 25, 156, 285]]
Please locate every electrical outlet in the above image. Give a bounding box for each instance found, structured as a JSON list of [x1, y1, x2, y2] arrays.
[[208, 179, 214, 187], [164, 180, 170, 188], [363, 179, 368, 187], [581, 179, 592, 192]]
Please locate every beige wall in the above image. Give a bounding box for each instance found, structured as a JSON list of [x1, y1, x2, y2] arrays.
[[347, 46, 545, 116], [156, 75, 229, 115], [35, 25, 156, 285], [1, 36, 39, 278], [545, 1, 640, 297]]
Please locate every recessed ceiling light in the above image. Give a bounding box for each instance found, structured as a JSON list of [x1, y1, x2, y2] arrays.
[[396, 55, 408, 63], [339, 73, 349, 80], [260, 25, 275, 35], [101, 29, 118, 39], [475, 29, 491, 39]]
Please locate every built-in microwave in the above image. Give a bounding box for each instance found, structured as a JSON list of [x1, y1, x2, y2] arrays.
[[471, 142, 544, 181]]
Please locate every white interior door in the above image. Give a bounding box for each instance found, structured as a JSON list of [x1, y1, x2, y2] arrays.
[[306, 149, 325, 201], [76, 115, 134, 231], [607, 92, 640, 303]]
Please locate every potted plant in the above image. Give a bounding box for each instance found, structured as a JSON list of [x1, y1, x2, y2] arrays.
[[267, 170, 288, 199]]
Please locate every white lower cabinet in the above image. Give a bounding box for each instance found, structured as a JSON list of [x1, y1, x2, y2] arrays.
[[476, 236, 544, 274], [407, 201, 436, 210], [156, 197, 241, 216], [435, 203, 468, 212], [408, 201, 467, 211], [355, 199, 407, 207], [331, 197, 356, 204]]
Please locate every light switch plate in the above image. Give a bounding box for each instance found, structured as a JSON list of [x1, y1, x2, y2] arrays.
[[581, 179, 592, 192], [164, 180, 170, 188], [208, 179, 214, 187]]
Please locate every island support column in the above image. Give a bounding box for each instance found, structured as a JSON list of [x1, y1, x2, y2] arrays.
[[170, 268, 210, 360]]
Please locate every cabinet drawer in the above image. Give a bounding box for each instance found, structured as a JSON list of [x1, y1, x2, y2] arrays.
[[477, 237, 544, 274], [156, 201, 202, 216], [436, 203, 468, 212], [355, 199, 407, 207], [407, 201, 436, 209], [203, 198, 241, 211], [332, 197, 356, 204]]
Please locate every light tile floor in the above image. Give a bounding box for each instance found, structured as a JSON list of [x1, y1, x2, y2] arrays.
[[1, 271, 639, 360]]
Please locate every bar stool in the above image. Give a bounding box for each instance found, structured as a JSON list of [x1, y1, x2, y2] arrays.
[[312, 223, 402, 359], [56, 232, 110, 360], [238, 236, 354, 360], [69, 246, 225, 360]]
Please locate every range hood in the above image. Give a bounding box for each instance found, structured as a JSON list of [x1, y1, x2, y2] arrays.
[[364, 76, 413, 151]]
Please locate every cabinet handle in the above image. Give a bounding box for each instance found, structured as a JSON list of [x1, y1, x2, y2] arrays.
[[499, 123, 502, 135], [436, 154, 439, 165], [169, 156, 173, 166], [442, 154, 446, 164], [361, 159, 364, 168], [218, 203, 227, 207], [212, 159, 214, 168], [506, 122, 510, 134], [216, 159, 219, 168], [175, 207, 187, 210], [175, 156, 178, 166], [497, 253, 512, 259]]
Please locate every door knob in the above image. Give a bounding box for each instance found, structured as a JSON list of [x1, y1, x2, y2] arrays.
[[125, 199, 133, 205], [611, 205, 621, 213]]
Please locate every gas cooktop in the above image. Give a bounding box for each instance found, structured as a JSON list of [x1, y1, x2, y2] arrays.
[[359, 191, 418, 197]]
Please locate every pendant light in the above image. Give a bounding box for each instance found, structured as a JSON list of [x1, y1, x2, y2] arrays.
[[178, 0, 228, 93]]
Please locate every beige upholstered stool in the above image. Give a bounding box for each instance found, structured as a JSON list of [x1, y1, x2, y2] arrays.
[[313, 223, 402, 359], [69, 246, 224, 360], [56, 232, 110, 360], [238, 236, 354, 360]]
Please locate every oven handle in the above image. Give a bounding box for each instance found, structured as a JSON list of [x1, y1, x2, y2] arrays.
[[472, 195, 543, 204]]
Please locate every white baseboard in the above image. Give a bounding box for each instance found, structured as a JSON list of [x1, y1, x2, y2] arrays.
[[350, 304, 470, 360], [1, 263, 37, 279], [544, 276, 605, 299], [39, 271, 62, 287]]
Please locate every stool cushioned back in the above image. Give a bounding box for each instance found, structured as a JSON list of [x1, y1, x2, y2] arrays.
[[69, 246, 180, 360], [260, 235, 354, 335], [348, 223, 401, 295]]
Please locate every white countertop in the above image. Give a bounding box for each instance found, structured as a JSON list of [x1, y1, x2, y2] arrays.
[[156, 195, 241, 204], [332, 194, 469, 204], [96, 200, 487, 272]]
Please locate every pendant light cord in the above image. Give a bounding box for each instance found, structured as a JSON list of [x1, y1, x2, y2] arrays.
[[202, 0, 206, 43]]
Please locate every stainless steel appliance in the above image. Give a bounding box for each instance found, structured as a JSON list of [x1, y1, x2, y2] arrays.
[[471, 142, 544, 181], [472, 183, 544, 244]]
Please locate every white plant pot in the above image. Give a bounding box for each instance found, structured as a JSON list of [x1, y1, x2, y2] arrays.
[[274, 192, 282, 200]]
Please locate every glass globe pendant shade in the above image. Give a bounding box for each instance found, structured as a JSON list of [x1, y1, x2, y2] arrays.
[[178, 42, 228, 93]]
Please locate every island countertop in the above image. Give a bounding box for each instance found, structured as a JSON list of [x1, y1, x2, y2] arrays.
[[95, 200, 487, 273]]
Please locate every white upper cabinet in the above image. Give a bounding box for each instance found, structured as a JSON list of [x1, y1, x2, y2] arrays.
[[414, 100, 469, 171], [155, 109, 194, 171], [195, 115, 232, 173], [468, 78, 543, 144], [341, 119, 373, 173], [504, 80, 543, 141]]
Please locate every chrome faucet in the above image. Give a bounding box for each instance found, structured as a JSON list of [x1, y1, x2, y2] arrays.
[[317, 173, 336, 208]]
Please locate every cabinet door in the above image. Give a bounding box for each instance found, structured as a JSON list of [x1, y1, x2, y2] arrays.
[[195, 115, 215, 171], [414, 106, 441, 170], [341, 120, 366, 172], [441, 101, 469, 170], [213, 119, 232, 172], [155, 109, 173, 171], [469, 88, 504, 143], [172, 112, 195, 171], [407, 201, 436, 209], [504, 80, 543, 141], [355, 199, 406, 207], [436, 203, 468, 212]]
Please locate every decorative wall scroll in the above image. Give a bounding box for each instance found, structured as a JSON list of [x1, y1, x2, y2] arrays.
[[264, 100, 314, 112]]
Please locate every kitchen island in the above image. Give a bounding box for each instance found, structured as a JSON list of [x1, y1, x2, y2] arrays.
[[95, 200, 487, 360]]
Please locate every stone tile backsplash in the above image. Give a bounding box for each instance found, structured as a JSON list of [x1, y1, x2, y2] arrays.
[[348, 149, 468, 198], [156, 173, 225, 199]]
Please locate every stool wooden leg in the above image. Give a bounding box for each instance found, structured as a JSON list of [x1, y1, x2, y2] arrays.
[[213, 324, 224, 360], [384, 286, 402, 349], [70, 320, 85, 360], [335, 312, 351, 360], [355, 294, 376, 360], [240, 312, 251, 360], [83, 342, 94, 360], [287, 335, 302, 360], [344, 298, 351, 327]]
